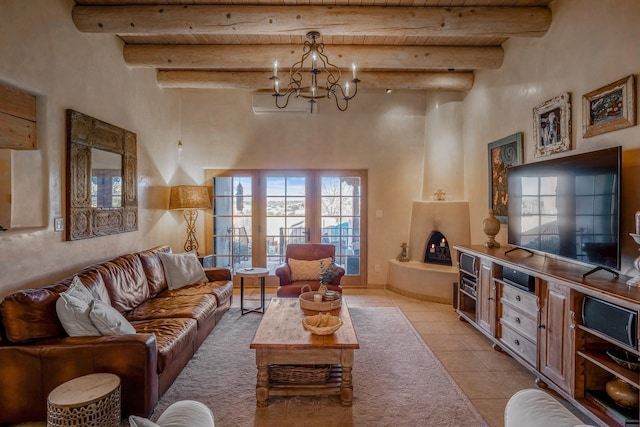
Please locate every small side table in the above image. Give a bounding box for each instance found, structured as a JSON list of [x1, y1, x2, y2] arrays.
[[236, 267, 268, 315], [47, 373, 121, 427]]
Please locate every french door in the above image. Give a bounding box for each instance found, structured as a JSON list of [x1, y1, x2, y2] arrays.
[[206, 169, 366, 287]]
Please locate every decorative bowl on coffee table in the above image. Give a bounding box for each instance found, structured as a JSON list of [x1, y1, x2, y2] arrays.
[[302, 312, 343, 335]]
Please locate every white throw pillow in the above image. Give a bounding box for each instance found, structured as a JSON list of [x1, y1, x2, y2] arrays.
[[129, 400, 215, 427], [56, 293, 101, 336], [158, 252, 208, 290], [289, 257, 332, 281], [89, 299, 136, 335], [66, 275, 98, 304]]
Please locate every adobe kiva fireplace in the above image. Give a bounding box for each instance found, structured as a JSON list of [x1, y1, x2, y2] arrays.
[[424, 230, 453, 266], [388, 201, 470, 303]]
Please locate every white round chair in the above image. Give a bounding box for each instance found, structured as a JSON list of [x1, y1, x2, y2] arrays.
[[129, 400, 214, 427]]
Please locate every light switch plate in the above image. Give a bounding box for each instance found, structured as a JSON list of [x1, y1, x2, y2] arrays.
[[54, 217, 64, 232]]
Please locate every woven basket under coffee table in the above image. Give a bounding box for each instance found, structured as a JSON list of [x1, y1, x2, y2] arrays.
[[268, 364, 332, 384], [47, 373, 121, 427]]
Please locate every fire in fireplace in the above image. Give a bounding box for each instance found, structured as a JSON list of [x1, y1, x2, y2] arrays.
[[423, 231, 452, 266]]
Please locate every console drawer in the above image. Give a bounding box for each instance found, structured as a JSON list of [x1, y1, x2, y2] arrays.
[[501, 304, 537, 341], [501, 284, 537, 314], [501, 323, 536, 366]]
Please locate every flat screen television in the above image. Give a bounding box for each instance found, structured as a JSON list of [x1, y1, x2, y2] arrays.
[[507, 146, 621, 276]]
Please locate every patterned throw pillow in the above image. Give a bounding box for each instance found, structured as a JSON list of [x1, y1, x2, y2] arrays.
[[289, 257, 333, 281]]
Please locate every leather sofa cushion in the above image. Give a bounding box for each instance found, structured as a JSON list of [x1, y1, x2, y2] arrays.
[[204, 268, 232, 282], [131, 318, 197, 373], [157, 280, 233, 307], [98, 254, 150, 314], [138, 246, 171, 298], [0, 271, 113, 343], [58, 269, 113, 305], [126, 294, 218, 331], [75, 269, 112, 304], [0, 283, 68, 342]]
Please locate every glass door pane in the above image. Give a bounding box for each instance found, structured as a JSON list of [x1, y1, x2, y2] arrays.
[[320, 175, 361, 276], [213, 176, 253, 270], [265, 175, 308, 272]]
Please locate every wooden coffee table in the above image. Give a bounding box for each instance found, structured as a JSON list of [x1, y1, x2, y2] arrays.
[[249, 298, 359, 407]]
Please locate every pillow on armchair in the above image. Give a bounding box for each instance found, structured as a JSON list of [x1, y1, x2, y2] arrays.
[[289, 257, 333, 281]]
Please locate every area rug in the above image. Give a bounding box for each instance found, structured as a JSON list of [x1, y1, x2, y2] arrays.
[[150, 307, 484, 426]]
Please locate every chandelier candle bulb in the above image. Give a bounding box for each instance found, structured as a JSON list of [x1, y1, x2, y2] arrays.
[[345, 81, 350, 97], [273, 61, 278, 78], [352, 63, 357, 80]]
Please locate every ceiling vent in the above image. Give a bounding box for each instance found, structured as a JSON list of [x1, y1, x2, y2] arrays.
[[251, 92, 317, 114]]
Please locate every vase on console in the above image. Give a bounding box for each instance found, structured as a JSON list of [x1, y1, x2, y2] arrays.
[[483, 210, 501, 248]]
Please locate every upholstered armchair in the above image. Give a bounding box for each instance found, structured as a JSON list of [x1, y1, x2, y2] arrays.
[[275, 243, 345, 297]]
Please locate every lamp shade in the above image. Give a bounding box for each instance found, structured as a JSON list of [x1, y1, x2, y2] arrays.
[[169, 185, 211, 210]]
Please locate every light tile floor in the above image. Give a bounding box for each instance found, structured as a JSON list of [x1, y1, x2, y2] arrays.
[[237, 287, 538, 427]]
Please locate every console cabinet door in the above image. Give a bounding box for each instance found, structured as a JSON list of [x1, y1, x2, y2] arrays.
[[476, 259, 495, 335], [538, 280, 573, 393]]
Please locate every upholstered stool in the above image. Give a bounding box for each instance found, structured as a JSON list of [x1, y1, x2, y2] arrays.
[[47, 373, 121, 427]]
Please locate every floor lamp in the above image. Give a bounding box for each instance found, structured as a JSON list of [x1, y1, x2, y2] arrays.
[[169, 185, 212, 253]]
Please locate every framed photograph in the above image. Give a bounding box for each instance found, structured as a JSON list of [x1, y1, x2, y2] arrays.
[[582, 75, 636, 138], [488, 132, 523, 223], [533, 92, 571, 157]]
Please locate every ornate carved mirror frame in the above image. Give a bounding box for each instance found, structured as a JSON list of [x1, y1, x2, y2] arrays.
[[66, 109, 138, 240]]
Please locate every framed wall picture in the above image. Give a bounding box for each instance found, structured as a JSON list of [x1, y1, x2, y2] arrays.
[[533, 92, 571, 158], [582, 75, 636, 138], [488, 132, 523, 224]]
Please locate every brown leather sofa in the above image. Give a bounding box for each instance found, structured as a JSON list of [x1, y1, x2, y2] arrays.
[[275, 243, 344, 297], [0, 245, 233, 424]]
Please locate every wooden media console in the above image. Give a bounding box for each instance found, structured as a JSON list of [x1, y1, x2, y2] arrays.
[[454, 245, 640, 427]]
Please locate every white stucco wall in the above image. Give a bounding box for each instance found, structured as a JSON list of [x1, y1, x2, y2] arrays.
[[0, 0, 179, 295], [176, 89, 428, 285], [459, 0, 640, 276]]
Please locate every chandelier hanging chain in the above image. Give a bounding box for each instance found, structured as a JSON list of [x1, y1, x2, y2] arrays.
[[270, 31, 360, 112]]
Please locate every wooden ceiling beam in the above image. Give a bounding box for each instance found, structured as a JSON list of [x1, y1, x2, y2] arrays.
[[157, 70, 475, 91], [124, 45, 503, 70], [73, 5, 550, 38]]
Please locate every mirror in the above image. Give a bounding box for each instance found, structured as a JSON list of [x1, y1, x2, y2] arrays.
[[91, 148, 122, 208], [66, 109, 137, 240]]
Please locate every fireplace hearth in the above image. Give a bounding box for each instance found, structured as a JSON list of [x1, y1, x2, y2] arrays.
[[424, 231, 452, 266], [386, 201, 470, 304]]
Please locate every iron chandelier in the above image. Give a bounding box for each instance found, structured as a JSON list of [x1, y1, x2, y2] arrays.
[[271, 31, 360, 113]]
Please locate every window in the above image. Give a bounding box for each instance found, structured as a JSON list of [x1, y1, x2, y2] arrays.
[[212, 176, 253, 270], [207, 170, 367, 286]]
